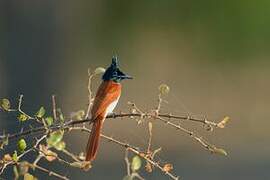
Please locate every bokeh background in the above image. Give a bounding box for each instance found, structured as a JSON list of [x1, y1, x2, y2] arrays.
[[1, 0, 270, 179]]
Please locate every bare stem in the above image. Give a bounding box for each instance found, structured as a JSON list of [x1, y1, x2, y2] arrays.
[[124, 149, 131, 176], [52, 95, 58, 121], [147, 122, 153, 154], [29, 163, 69, 180], [154, 116, 216, 153], [85, 69, 94, 119]]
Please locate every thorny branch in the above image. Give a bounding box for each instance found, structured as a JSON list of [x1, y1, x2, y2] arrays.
[[0, 112, 224, 143], [73, 126, 178, 179], [0, 109, 228, 179], [0, 68, 230, 180]]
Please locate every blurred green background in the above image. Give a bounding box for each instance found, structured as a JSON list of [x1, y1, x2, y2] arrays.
[[1, 0, 270, 179]]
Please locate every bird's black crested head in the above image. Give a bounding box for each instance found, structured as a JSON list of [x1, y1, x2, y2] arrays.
[[102, 57, 132, 82]]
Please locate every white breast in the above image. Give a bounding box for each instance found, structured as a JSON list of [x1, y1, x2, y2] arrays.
[[105, 97, 120, 116]]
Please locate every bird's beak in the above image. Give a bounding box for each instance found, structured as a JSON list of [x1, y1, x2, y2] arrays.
[[125, 75, 133, 79], [119, 74, 133, 79]]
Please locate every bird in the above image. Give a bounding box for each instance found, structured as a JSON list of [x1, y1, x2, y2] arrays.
[[85, 57, 132, 162]]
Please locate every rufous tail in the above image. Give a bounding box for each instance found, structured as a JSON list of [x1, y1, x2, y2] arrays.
[[85, 116, 104, 161]]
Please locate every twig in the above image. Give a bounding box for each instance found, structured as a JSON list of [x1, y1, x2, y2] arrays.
[[62, 149, 80, 162], [124, 149, 131, 176], [147, 122, 153, 154], [17, 95, 33, 120], [70, 126, 179, 180], [29, 163, 69, 180], [85, 69, 94, 119], [156, 93, 162, 113], [35, 146, 74, 167], [128, 147, 179, 180], [17, 95, 24, 113], [0, 135, 47, 175], [154, 116, 216, 153], [52, 95, 58, 121], [33, 154, 43, 166]]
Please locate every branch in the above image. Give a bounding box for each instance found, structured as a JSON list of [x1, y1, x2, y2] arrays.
[[1, 112, 221, 144], [28, 163, 69, 180], [0, 73, 229, 180], [70, 126, 179, 180], [85, 69, 94, 119]]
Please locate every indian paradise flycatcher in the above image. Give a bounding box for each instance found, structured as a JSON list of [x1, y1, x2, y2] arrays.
[[86, 57, 132, 161]]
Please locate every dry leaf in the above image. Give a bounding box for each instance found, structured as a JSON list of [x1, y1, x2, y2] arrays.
[[39, 144, 57, 162], [18, 161, 29, 176], [45, 150, 57, 162], [3, 154, 12, 162], [145, 162, 153, 173], [163, 163, 173, 173], [217, 116, 230, 128], [82, 161, 92, 171]]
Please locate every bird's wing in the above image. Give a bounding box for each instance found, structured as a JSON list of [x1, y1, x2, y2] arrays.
[[91, 81, 121, 120]]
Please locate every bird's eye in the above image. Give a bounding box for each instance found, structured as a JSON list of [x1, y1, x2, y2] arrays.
[[112, 71, 118, 77]]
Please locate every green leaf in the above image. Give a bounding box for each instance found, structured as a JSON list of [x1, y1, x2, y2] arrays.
[[0, 136, 9, 149], [59, 113, 64, 122], [13, 165, 19, 180], [36, 106, 45, 118], [94, 67, 106, 75], [47, 130, 64, 147], [1, 98, 11, 111], [123, 175, 133, 180], [54, 141, 66, 151], [18, 114, 29, 122], [158, 84, 170, 95], [24, 173, 36, 180], [57, 108, 65, 122], [212, 147, 228, 156], [131, 156, 142, 172], [45, 116, 54, 126], [71, 110, 85, 120], [18, 139, 27, 152], [70, 161, 91, 171], [12, 151, 18, 162]]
